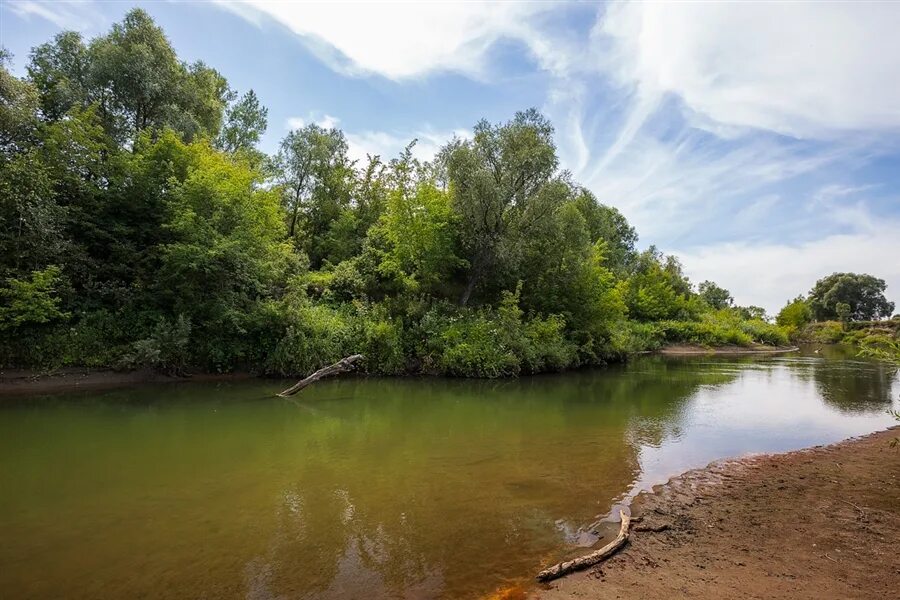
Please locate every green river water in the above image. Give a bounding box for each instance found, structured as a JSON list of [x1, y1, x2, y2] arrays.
[[1, 347, 897, 599]]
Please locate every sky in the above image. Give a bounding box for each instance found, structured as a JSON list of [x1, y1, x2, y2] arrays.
[[2, 0, 899, 314]]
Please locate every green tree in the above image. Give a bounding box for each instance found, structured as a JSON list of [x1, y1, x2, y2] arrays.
[[698, 280, 733, 310], [274, 124, 353, 262], [808, 273, 894, 321], [736, 305, 767, 321], [446, 109, 562, 305], [151, 132, 298, 366], [218, 89, 268, 155], [776, 296, 812, 329], [26, 32, 90, 121], [572, 188, 637, 274], [622, 248, 697, 321], [0, 266, 69, 330], [374, 148, 461, 291], [27, 9, 231, 145]]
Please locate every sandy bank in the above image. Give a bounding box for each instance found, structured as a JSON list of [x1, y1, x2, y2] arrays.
[[659, 344, 799, 355], [530, 427, 900, 599], [0, 368, 253, 396]]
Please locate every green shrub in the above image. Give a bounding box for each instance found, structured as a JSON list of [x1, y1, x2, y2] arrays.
[[348, 302, 406, 375], [739, 319, 789, 346], [417, 289, 577, 377], [265, 301, 352, 376], [118, 315, 192, 375], [656, 320, 752, 347], [804, 321, 846, 343]]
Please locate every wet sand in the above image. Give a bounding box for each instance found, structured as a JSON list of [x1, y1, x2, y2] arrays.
[[659, 344, 799, 355], [530, 427, 900, 600], [0, 368, 253, 396]]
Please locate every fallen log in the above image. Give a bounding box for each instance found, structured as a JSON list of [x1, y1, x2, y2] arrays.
[[536, 509, 631, 582], [277, 354, 364, 397]]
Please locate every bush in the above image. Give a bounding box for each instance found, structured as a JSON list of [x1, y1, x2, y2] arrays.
[[739, 319, 789, 346], [802, 321, 845, 343], [656, 320, 752, 347], [118, 315, 192, 375], [265, 300, 353, 376], [417, 289, 578, 377]]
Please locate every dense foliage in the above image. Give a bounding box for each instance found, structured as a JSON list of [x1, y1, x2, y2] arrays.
[[3, 11, 884, 377], [777, 278, 898, 363]]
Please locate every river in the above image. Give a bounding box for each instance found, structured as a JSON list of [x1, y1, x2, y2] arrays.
[[1, 347, 897, 599]]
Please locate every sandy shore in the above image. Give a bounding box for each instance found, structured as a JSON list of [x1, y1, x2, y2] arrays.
[[658, 344, 799, 355], [0, 368, 253, 396], [529, 427, 900, 599]]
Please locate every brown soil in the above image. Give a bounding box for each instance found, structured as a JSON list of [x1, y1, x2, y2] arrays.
[[0, 367, 252, 396], [659, 344, 799, 355], [530, 427, 900, 600]]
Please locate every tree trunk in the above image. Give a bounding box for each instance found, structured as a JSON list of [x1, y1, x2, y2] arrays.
[[535, 510, 631, 582], [459, 250, 485, 306], [277, 354, 364, 397], [459, 272, 478, 307]]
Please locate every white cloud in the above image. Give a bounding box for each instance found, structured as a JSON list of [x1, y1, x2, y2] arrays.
[[284, 112, 341, 131], [215, 0, 566, 80], [559, 111, 854, 243], [284, 117, 305, 130], [345, 127, 470, 164], [8, 0, 104, 31], [594, 2, 900, 138], [675, 221, 900, 315]]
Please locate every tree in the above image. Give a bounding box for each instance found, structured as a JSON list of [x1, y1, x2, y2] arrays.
[[622, 248, 697, 321], [218, 89, 268, 155], [572, 188, 637, 273], [736, 305, 767, 321], [0, 56, 69, 277], [26, 32, 90, 121], [273, 124, 353, 263], [808, 273, 894, 321], [776, 296, 812, 329], [375, 159, 461, 293], [27, 10, 230, 146], [698, 280, 733, 310], [0, 266, 69, 331], [151, 133, 298, 365], [445, 109, 563, 305]]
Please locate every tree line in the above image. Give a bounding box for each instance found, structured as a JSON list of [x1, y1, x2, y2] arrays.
[[1, 10, 895, 375]]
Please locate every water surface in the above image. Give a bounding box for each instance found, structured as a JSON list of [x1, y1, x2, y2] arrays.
[[1, 348, 897, 599]]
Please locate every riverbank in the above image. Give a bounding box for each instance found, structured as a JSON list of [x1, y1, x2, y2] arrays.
[[0, 368, 253, 396], [0, 343, 798, 396], [658, 344, 798, 355], [530, 427, 900, 599]]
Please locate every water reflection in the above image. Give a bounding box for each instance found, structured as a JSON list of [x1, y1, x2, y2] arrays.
[[0, 350, 896, 599]]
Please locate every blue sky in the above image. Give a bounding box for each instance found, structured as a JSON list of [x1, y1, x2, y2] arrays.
[[3, 1, 899, 313]]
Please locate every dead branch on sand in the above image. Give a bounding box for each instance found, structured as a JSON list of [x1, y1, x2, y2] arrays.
[[536, 510, 631, 582]]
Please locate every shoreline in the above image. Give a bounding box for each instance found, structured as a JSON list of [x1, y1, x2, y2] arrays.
[[0, 344, 799, 396], [0, 367, 255, 396], [657, 343, 799, 355], [529, 426, 900, 599]]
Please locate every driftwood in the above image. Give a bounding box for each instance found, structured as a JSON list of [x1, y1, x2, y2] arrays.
[[536, 510, 631, 582], [277, 354, 364, 397]]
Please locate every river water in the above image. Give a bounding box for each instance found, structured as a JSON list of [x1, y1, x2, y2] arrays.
[[1, 347, 897, 599]]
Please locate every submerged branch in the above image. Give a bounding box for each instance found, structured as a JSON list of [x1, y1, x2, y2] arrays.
[[277, 354, 365, 397]]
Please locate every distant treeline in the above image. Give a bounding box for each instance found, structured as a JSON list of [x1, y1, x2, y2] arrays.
[[1, 10, 894, 375]]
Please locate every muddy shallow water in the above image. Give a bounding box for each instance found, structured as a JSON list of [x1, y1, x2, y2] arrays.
[[1, 346, 897, 599]]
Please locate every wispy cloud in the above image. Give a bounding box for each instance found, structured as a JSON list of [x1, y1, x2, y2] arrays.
[[215, 0, 566, 81], [7, 0, 104, 31], [593, 2, 900, 138]]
